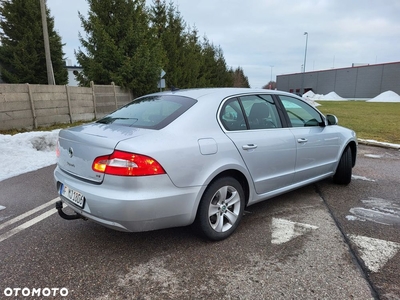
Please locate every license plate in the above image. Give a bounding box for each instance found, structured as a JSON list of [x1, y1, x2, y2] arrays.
[[60, 184, 85, 208]]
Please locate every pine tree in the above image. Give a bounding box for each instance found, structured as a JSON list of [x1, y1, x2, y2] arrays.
[[150, 0, 191, 89], [0, 0, 67, 84], [231, 67, 250, 88], [199, 38, 231, 87], [150, 1, 234, 89], [181, 26, 203, 88], [76, 0, 164, 96]]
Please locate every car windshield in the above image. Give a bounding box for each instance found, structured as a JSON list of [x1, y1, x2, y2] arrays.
[[97, 95, 197, 129]]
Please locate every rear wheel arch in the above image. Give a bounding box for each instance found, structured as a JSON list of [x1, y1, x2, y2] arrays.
[[207, 169, 250, 206], [194, 173, 247, 240], [191, 169, 250, 240]]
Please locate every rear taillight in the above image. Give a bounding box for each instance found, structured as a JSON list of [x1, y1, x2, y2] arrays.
[[92, 150, 166, 176]]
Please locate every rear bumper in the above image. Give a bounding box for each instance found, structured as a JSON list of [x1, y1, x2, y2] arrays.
[[54, 166, 203, 232]]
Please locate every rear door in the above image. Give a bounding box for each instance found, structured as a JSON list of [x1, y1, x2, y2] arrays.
[[278, 95, 340, 183], [220, 94, 296, 195]]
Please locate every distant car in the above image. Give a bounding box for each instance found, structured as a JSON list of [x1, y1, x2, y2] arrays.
[[54, 88, 357, 240]]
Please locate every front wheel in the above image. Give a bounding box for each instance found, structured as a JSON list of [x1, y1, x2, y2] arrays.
[[333, 146, 352, 185], [194, 177, 245, 241]]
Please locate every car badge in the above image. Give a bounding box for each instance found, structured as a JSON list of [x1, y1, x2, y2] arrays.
[[68, 147, 74, 158]]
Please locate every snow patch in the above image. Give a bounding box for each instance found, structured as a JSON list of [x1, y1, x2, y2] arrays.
[[352, 175, 375, 182], [364, 154, 383, 159], [302, 90, 315, 98], [303, 90, 400, 102], [0, 130, 60, 181], [367, 90, 400, 103], [348, 197, 400, 227], [304, 91, 346, 101], [346, 215, 362, 221]]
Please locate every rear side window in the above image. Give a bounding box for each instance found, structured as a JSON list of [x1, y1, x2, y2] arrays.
[[239, 95, 282, 129], [219, 94, 282, 131], [97, 95, 197, 129], [220, 98, 247, 131]]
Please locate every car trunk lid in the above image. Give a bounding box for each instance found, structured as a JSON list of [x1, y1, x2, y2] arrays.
[[57, 123, 147, 183]]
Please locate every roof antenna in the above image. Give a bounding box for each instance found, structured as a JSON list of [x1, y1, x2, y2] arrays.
[[170, 86, 179, 91]]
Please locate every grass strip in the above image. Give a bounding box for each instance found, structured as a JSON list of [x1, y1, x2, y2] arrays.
[[317, 101, 400, 144]]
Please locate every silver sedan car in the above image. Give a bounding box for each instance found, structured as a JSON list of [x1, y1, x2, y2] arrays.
[[54, 88, 357, 240]]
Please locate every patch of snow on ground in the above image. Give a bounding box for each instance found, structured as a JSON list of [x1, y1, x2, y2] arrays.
[[0, 130, 59, 181], [352, 175, 375, 182], [320, 91, 346, 101], [302, 90, 315, 98], [302, 90, 320, 106], [306, 93, 324, 100], [302, 91, 346, 102], [367, 90, 400, 103], [364, 154, 383, 159], [309, 91, 346, 101], [346, 215, 363, 221]]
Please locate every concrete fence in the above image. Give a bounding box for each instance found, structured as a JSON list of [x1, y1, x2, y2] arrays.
[[0, 82, 133, 131]]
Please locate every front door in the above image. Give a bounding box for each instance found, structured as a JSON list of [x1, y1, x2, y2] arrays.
[[220, 95, 296, 195], [278, 95, 340, 184]]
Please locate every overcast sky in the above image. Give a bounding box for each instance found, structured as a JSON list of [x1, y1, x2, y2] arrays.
[[46, 0, 400, 88]]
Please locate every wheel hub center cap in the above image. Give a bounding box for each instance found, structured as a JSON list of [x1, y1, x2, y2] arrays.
[[220, 204, 227, 213]]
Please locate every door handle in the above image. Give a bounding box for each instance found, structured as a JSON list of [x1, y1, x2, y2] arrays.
[[242, 144, 258, 150], [297, 138, 308, 143]]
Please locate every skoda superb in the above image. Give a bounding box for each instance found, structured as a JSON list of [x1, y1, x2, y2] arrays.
[[54, 88, 357, 240]]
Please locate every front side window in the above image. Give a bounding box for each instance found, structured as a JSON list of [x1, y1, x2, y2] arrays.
[[279, 95, 323, 127], [96, 95, 197, 129]]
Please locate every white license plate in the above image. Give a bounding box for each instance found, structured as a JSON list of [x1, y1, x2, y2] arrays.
[[60, 184, 85, 208]]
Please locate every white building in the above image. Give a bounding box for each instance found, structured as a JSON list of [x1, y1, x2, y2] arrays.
[[66, 65, 83, 86]]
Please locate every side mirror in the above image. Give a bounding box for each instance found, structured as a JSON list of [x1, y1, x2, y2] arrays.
[[326, 114, 338, 125]]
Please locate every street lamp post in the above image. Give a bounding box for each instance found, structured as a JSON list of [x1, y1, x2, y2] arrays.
[[303, 32, 308, 73], [270, 65, 274, 89], [301, 32, 308, 94]]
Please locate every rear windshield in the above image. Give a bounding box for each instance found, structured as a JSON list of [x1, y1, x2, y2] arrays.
[[97, 95, 197, 129]]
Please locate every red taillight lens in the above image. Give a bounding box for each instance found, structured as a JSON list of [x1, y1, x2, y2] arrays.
[[92, 150, 166, 176]]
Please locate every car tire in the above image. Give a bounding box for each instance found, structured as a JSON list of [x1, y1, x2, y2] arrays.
[[194, 177, 245, 241], [333, 146, 352, 185]]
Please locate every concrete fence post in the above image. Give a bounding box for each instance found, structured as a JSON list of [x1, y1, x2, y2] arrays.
[[90, 81, 97, 119], [112, 82, 118, 110], [26, 83, 38, 129], [65, 85, 73, 123]]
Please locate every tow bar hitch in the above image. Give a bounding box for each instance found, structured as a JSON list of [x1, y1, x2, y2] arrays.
[[56, 200, 87, 221]]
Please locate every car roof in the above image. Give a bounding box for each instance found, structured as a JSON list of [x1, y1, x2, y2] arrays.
[[146, 88, 298, 102]]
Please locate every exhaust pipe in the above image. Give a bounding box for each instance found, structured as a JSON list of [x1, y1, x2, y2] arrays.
[[56, 200, 87, 220]]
